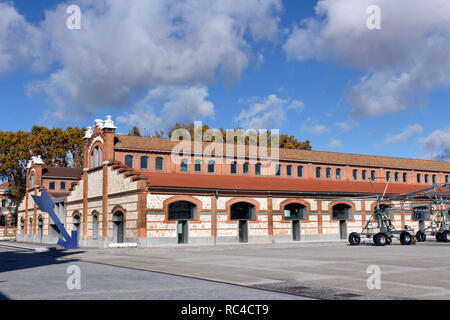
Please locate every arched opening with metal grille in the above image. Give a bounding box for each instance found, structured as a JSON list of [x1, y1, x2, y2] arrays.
[[168, 201, 198, 244], [332, 203, 353, 240], [283, 203, 308, 241], [230, 202, 256, 243]]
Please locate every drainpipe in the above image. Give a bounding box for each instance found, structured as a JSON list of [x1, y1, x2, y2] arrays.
[[214, 191, 218, 246]]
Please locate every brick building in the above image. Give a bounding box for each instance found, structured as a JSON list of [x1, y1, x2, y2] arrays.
[[16, 116, 450, 247], [0, 181, 16, 238]]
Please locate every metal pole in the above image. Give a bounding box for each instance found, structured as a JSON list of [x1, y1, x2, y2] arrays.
[[214, 191, 218, 246]]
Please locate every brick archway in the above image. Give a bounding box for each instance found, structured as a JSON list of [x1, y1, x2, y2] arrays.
[[163, 195, 203, 223], [329, 201, 356, 222], [225, 197, 260, 221], [280, 198, 311, 221]]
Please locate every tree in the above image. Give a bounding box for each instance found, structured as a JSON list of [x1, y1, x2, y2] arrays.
[[0, 126, 85, 215], [128, 126, 141, 136]]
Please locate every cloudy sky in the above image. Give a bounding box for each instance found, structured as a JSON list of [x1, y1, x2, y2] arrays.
[[1, 0, 449, 160]]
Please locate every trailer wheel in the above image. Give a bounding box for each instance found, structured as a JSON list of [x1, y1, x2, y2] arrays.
[[416, 231, 426, 242], [436, 232, 443, 242], [442, 230, 450, 243], [400, 231, 412, 245], [373, 233, 387, 246], [348, 232, 361, 246]]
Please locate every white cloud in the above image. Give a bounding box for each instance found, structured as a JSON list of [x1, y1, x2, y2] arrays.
[[327, 139, 342, 149], [336, 119, 359, 132], [10, 0, 282, 119], [423, 127, 450, 160], [236, 94, 304, 129], [385, 124, 423, 144], [117, 85, 214, 133], [0, 3, 48, 74], [301, 124, 328, 135], [284, 0, 450, 116]]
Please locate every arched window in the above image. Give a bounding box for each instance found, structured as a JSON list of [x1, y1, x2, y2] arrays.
[[91, 146, 103, 168], [298, 166, 304, 178], [230, 202, 256, 221], [362, 170, 367, 181], [316, 167, 322, 178], [371, 170, 376, 181], [30, 174, 35, 188], [155, 157, 164, 171], [231, 161, 237, 174], [243, 162, 250, 175], [92, 214, 98, 239], [140, 156, 149, 170], [432, 174, 437, 185], [336, 168, 341, 180], [417, 173, 422, 184], [353, 169, 358, 180], [326, 168, 332, 179], [125, 155, 134, 168], [208, 160, 215, 173], [180, 158, 188, 172], [386, 171, 391, 182], [287, 165, 293, 177], [446, 175, 449, 183], [424, 174, 429, 184], [394, 172, 399, 182], [276, 164, 282, 176], [168, 201, 198, 221], [195, 159, 202, 172], [255, 163, 262, 176], [403, 172, 408, 183]]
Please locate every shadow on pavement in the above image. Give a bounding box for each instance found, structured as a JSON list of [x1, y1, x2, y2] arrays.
[[0, 248, 84, 273]]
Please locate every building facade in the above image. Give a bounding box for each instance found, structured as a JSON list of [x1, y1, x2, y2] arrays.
[[0, 182, 16, 238], [17, 116, 450, 247]]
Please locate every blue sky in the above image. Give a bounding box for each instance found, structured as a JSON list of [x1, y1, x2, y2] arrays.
[[1, 0, 449, 160]]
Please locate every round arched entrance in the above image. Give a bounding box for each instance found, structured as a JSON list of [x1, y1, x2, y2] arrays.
[[283, 203, 307, 241], [168, 201, 198, 244], [332, 203, 353, 240], [113, 211, 124, 243]]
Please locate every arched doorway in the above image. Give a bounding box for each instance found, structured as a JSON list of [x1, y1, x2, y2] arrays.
[[230, 202, 256, 243], [28, 218, 33, 236], [37, 218, 43, 242], [283, 203, 307, 241], [92, 214, 99, 239], [332, 204, 353, 240], [73, 214, 81, 246], [168, 201, 197, 244], [113, 211, 124, 243]]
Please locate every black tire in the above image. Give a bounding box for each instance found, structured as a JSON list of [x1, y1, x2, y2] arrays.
[[436, 232, 443, 242], [416, 231, 426, 242], [348, 232, 361, 246], [442, 230, 450, 243], [373, 233, 387, 246], [400, 231, 412, 245]]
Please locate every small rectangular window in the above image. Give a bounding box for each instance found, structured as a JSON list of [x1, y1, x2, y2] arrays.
[[316, 167, 322, 178], [353, 169, 358, 181], [287, 165, 292, 177], [403, 173, 408, 183], [243, 162, 250, 175], [371, 171, 376, 181], [297, 166, 303, 178], [362, 170, 367, 181], [255, 163, 261, 176], [231, 162, 237, 174], [417, 174, 422, 184], [155, 157, 164, 171], [208, 161, 215, 173], [1, 200, 6, 207], [432, 174, 436, 185], [276, 164, 282, 176], [326, 168, 331, 179], [180, 159, 188, 172], [395, 172, 399, 182], [141, 157, 149, 170], [195, 160, 202, 172], [49, 181, 56, 190], [446, 175, 449, 183], [386, 171, 391, 182], [424, 174, 429, 184], [60, 182, 66, 190], [336, 168, 341, 180]]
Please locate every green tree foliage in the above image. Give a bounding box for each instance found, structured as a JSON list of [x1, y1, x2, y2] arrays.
[[164, 122, 312, 150], [128, 126, 141, 137], [0, 126, 85, 208]]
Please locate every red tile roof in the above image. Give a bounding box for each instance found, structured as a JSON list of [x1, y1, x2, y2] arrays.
[[42, 168, 83, 179], [142, 172, 427, 196], [114, 135, 450, 172]]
